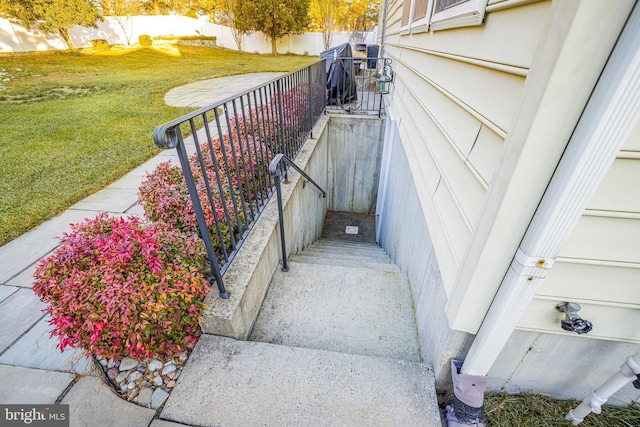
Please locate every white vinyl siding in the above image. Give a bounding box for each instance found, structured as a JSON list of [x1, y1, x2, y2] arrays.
[[384, 0, 549, 291], [521, 135, 640, 342]]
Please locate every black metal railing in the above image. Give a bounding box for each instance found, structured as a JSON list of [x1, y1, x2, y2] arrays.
[[323, 56, 393, 117], [152, 60, 327, 298], [268, 154, 326, 273]]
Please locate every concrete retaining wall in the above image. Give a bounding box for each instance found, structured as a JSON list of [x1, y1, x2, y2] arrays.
[[376, 118, 470, 386], [327, 115, 384, 214]]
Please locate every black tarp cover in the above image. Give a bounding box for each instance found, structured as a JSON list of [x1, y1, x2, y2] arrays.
[[320, 43, 358, 104]]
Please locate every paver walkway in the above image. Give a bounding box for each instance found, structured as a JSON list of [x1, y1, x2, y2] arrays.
[[0, 73, 284, 427]]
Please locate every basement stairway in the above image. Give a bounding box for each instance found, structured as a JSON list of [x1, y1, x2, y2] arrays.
[[159, 216, 441, 426]]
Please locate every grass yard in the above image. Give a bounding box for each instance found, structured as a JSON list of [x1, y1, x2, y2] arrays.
[[438, 392, 640, 426], [0, 47, 316, 245]]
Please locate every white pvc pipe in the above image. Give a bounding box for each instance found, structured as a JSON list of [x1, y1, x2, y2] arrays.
[[566, 353, 640, 425]]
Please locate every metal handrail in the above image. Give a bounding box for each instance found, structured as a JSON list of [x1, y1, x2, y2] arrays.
[[268, 153, 326, 272], [322, 55, 393, 117], [151, 60, 327, 298]]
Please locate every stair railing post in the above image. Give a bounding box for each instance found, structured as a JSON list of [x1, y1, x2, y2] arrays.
[[274, 172, 289, 272]]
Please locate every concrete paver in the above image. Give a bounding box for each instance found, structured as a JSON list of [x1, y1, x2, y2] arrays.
[[70, 187, 139, 213], [61, 376, 156, 427], [0, 317, 92, 374], [0, 285, 18, 303], [0, 210, 96, 283], [0, 365, 75, 404], [6, 261, 41, 288], [164, 72, 285, 108], [0, 288, 46, 353]]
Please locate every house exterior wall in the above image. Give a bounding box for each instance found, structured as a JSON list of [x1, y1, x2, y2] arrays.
[[376, 112, 471, 386], [378, 0, 640, 400], [381, 0, 549, 298], [520, 118, 640, 343]]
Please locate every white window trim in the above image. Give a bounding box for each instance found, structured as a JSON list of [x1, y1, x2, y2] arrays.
[[399, 0, 414, 35], [400, 0, 434, 34], [430, 0, 489, 31]]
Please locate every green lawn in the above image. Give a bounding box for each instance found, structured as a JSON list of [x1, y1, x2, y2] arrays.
[[0, 47, 316, 245], [439, 392, 640, 426]]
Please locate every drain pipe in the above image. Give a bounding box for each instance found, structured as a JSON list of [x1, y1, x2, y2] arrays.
[[379, 0, 389, 58], [448, 4, 640, 426], [566, 353, 640, 425]]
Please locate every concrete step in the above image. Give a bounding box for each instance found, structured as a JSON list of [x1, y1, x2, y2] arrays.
[[302, 243, 391, 259], [313, 238, 387, 253], [291, 254, 400, 272], [297, 247, 392, 265], [161, 335, 441, 427], [250, 260, 420, 362]]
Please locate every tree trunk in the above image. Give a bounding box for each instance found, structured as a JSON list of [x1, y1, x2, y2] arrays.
[[58, 28, 75, 50], [270, 36, 277, 55]]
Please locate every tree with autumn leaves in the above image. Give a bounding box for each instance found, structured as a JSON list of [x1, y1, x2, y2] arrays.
[[0, 0, 378, 54], [0, 0, 101, 50], [235, 0, 310, 55]]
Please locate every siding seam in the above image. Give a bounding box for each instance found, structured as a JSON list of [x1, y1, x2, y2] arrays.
[[555, 257, 640, 269], [395, 67, 484, 227], [531, 295, 639, 310], [393, 44, 529, 77], [583, 209, 640, 220], [618, 150, 640, 159], [391, 54, 508, 138]]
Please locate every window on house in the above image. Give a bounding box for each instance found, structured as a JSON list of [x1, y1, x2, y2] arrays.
[[400, 0, 413, 33], [401, 0, 432, 33], [400, 0, 487, 34], [434, 0, 468, 14], [430, 0, 488, 31]]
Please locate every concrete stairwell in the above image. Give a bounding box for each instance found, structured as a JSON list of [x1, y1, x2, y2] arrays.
[[160, 238, 441, 426]]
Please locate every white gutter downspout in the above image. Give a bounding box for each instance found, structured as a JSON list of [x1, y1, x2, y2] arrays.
[[449, 3, 640, 424]]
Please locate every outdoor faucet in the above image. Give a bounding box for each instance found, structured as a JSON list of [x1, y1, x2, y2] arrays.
[[556, 302, 593, 335]]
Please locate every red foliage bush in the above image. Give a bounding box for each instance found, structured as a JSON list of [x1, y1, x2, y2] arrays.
[[138, 84, 311, 255], [32, 214, 211, 360], [138, 107, 274, 250]]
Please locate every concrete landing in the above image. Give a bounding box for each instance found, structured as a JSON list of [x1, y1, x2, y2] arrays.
[[160, 335, 441, 427]]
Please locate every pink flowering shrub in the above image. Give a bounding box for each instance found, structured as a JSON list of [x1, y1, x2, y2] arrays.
[[138, 108, 274, 252], [32, 214, 211, 360]]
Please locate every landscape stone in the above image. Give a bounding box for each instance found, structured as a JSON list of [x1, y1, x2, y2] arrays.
[[128, 371, 142, 382], [115, 371, 129, 384], [107, 367, 120, 381], [137, 388, 153, 407], [148, 359, 163, 371], [151, 388, 169, 409], [161, 363, 177, 376], [119, 357, 139, 371]]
